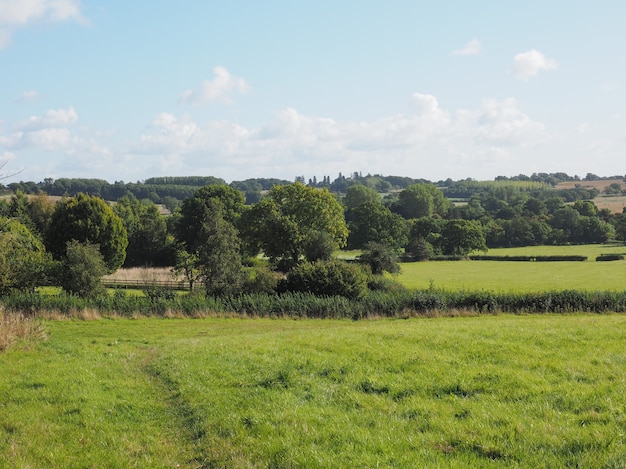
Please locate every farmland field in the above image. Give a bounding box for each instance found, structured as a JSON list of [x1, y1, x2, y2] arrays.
[[397, 244, 626, 292], [2, 315, 626, 468]]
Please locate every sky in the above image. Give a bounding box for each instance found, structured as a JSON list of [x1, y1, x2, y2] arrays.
[[1, 0, 625, 184]]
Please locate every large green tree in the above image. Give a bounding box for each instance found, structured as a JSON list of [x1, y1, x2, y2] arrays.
[[392, 183, 450, 219], [343, 184, 380, 218], [177, 184, 245, 252], [0, 218, 52, 294], [177, 199, 243, 296], [440, 219, 487, 256], [347, 201, 408, 251], [240, 182, 348, 269], [114, 195, 172, 267], [45, 193, 128, 273], [196, 200, 243, 296]]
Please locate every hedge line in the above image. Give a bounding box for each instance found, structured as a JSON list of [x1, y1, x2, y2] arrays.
[[469, 255, 588, 262], [3, 289, 626, 319]]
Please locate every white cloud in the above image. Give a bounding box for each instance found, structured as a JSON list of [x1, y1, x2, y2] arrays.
[[513, 49, 558, 80], [0, 0, 85, 49], [15, 89, 39, 103], [17, 106, 78, 131], [451, 38, 481, 56], [128, 93, 545, 181], [179, 66, 250, 106]]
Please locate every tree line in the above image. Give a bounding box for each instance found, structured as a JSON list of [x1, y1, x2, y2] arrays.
[[2, 175, 626, 299]]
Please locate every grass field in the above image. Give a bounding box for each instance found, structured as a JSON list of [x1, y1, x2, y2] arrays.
[[1, 315, 626, 467], [397, 244, 626, 292]]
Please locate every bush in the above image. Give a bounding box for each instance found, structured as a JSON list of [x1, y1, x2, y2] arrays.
[[358, 242, 400, 275], [242, 266, 282, 294], [56, 241, 108, 298], [367, 276, 406, 293], [281, 259, 369, 299], [596, 254, 625, 262]]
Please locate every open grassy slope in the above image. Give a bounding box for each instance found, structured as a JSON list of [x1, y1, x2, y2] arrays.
[[396, 244, 626, 292], [1, 315, 626, 467]]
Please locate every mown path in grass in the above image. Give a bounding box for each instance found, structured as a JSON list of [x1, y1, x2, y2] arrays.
[[1, 316, 626, 467]]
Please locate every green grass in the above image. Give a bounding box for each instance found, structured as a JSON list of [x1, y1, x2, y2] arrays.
[[396, 244, 626, 292], [2, 316, 626, 467]]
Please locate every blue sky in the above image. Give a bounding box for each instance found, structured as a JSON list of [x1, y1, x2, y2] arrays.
[[1, 0, 625, 184]]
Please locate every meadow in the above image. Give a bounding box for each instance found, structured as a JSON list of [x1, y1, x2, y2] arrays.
[[397, 244, 626, 292], [1, 315, 626, 468]]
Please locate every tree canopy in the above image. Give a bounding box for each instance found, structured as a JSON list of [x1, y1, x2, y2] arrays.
[[240, 182, 348, 269], [45, 193, 128, 273]]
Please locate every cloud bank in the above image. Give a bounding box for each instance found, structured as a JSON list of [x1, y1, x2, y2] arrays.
[[0, 0, 84, 49]]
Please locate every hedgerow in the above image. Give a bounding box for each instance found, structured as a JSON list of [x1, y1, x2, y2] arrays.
[[3, 288, 626, 319]]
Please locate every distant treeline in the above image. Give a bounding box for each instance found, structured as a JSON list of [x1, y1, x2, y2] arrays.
[[2, 171, 616, 204]]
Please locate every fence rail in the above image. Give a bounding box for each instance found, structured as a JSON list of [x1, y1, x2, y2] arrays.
[[102, 279, 190, 291]]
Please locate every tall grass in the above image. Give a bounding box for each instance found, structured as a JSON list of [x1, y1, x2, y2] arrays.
[[4, 288, 626, 319], [0, 309, 47, 351]]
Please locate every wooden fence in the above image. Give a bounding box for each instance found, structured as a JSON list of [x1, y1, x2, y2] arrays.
[[102, 279, 190, 291]]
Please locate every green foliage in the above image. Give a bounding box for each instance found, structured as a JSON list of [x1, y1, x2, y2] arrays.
[[358, 242, 401, 275], [240, 182, 348, 268], [282, 259, 368, 299], [393, 183, 450, 219], [176, 184, 245, 251], [45, 193, 128, 273], [347, 201, 408, 250], [242, 265, 282, 294], [57, 240, 108, 298], [193, 200, 244, 297], [0, 218, 52, 295], [343, 184, 380, 211], [114, 195, 172, 267], [440, 219, 487, 256]]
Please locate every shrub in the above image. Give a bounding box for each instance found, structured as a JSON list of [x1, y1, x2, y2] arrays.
[[358, 242, 400, 275], [242, 266, 282, 294], [56, 241, 108, 298], [281, 259, 369, 299], [596, 254, 624, 262]]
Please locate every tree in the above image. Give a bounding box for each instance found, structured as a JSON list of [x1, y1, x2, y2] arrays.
[[240, 182, 348, 269], [347, 201, 408, 250], [45, 193, 128, 273], [549, 206, 580, 241], [344, 184, 380, 213], [177, 184, 245, 252], [358, 242, 400, 275], [392, 183, 450, 219], [405, 217, 445, 258], [27, 192, 55, 235], [440, 219, 487, 256], [574, 216, 614, 244], [114, 196, 171, 267], [174, 198, 243, 296], [0, 218, 52, 294], [193, 200, 244, 296], [57, 240, 108, 298]]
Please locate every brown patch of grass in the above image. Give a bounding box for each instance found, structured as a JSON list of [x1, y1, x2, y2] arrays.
[[0, 309, 47, 352], [593, 195, 626, 214], [556, 178, 625, 191], [104, 267, 175, 283]]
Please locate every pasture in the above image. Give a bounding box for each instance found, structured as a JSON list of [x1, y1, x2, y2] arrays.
[[397, 244, 626, 292], [2, 315, 626, 467]]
